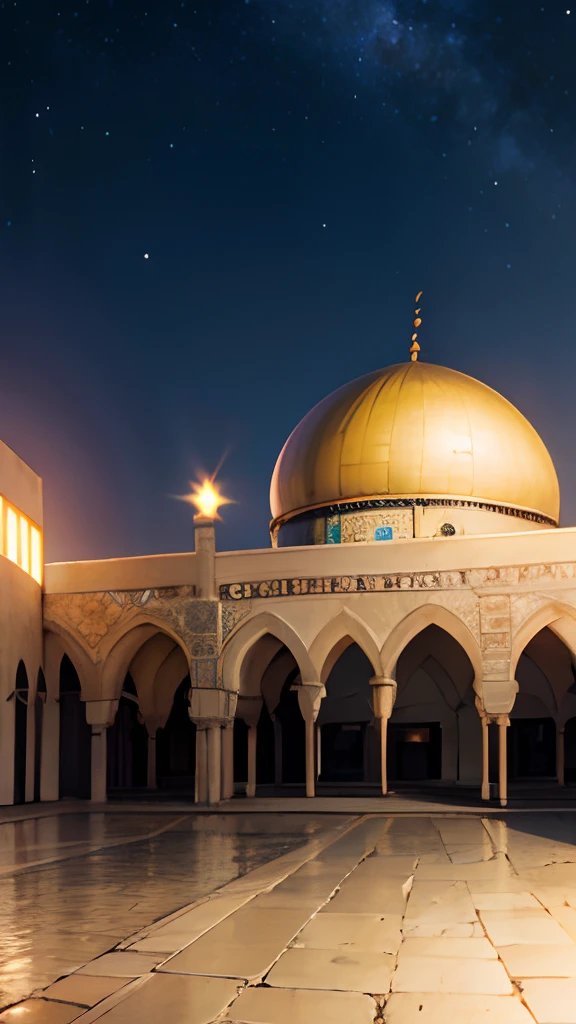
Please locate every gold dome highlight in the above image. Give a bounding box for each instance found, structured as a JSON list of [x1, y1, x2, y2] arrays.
[[270, 361, 559, 532]]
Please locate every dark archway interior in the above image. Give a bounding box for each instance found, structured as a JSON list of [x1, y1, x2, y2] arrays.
[[391, 624, 476, 784], [512, 627, 572, 781], [156, 676, 196, 791], [34, 669, 46, 802], [59, 655, 91, 799], [318, 643, 375, 784], [14, 661, 29, 805], [107, 674, 148, 791]]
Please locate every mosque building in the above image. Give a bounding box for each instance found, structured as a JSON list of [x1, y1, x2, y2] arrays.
[[3, 317, 576, 809]]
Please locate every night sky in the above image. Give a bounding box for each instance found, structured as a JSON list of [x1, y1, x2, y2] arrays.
[[2, 1, 575, 562]]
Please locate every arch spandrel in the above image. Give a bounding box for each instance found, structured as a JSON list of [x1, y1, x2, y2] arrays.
[[220, 611, 316, 692]]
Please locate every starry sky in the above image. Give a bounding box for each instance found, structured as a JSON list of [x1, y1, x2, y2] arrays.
[[2, 0, 575, 562]]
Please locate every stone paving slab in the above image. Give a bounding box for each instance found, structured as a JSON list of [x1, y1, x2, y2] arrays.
[[0, 1001, 84, 1023], [79, 973, 240, 1024], [76, 952, 163, 977], [497, 942, 576, 977], [158, 907, 306, 980], [39, 974, 131, 1007], [398, 936, 497, 958], [392, 954, 513, 994], [293, 911, 403, 954], [520, 977, 576, 1023], [265, 946, 395, 992], [222, 985, 377, 1024], [479, 908, 574, 946], [384, 993, 535, 1022]]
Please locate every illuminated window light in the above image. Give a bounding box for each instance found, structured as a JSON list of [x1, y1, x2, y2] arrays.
[[30, 526, 42, 584], [20, 516, 29, 573], [6, 508, 18, 564]]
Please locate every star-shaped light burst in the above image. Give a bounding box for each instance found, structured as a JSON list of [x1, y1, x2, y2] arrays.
[[178, 474, 232, 521]]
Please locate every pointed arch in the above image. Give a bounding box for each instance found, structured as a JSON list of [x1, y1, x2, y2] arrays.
[[43, 626, 99, 699], [510, 603, 576, 676], [308, 609, 381, 684], [380, 603, 483, 685], [220, 611, 315, 692], [101, 622, 188, 700]]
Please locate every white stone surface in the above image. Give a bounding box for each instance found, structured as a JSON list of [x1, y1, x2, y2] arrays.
[[521, 978, 576, 1023], [266, 945, 395, 993], [392, 955, 512, 995], [384, 993, 535, 1022], [227, 985, 377, 1024]]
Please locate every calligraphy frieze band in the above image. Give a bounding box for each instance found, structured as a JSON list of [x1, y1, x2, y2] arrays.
[[220, 572, 461, 600], [219, 561, 576, 600]]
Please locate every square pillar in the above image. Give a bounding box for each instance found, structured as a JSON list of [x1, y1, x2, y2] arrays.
[[40, 699, 60, 802], [91, 729, 107, 803]]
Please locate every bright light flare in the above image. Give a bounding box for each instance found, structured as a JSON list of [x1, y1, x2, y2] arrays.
[[179, 474, 232, 521]]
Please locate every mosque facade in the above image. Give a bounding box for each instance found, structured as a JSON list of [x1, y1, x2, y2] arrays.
[[3, 356, 576, 809]]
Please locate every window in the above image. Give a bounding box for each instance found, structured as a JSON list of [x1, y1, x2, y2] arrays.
[[2, 499, 42, 584]]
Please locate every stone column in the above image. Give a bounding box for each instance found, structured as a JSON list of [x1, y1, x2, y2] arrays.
[[272, 714, 283, 786], [147, 733, 157, 789], [85, 699, 118, 803], [370, 676, 397, 796], [557, 725, 565, 787], [195, 725, 208, 803], [189, 687, 237, 805], [246, 725, 257, 798], [40, 698, 60, 802], [207, 725, 222, 805], [481, 715, 490, 801], [25, 694, 36, 803], [297, 684, 326, 798], [221, 721, 234, 800], [316, 724, 322, 779], [475, 697, 491, 801], [498, 714, 510, 808], [236, 695, 263, 799]]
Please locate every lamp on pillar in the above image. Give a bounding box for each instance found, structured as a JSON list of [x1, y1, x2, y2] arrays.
[[176, 472, 232, 599], [370, 676, 397, 796]]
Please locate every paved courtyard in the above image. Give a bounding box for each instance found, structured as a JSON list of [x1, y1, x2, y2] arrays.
[[1, 807, 576, 1022]]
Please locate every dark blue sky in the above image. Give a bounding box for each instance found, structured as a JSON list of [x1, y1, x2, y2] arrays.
[[1, 0, 575, 562]]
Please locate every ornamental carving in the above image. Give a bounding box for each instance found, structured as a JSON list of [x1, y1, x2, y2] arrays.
[[340, 509, 413, 544], [44, 586, 216, 658]]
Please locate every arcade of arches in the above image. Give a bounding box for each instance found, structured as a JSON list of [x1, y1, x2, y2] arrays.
[[31, 617, 576, 808]]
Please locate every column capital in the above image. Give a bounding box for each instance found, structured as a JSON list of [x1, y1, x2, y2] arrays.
[[189, 686, 237, 723], [497, 714, 510, 728], [296, 683, 326, 723], [85, 699, 118, 730], [371, 677, 397, 719], [370, 676, 396, 687]]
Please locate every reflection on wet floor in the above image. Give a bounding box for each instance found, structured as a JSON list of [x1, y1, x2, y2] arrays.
[[0, 812, 351, 1008], [4, 810, 576, 1021]]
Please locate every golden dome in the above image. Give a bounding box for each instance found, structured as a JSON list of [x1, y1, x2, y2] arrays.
[[270, 361, 559, 529]]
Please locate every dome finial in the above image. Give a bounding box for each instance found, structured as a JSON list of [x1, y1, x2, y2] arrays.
[[410, 290, 423, 361]]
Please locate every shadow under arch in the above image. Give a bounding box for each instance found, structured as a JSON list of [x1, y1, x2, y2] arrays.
[[389, 623, 478, 785], [380, 604, 483, 690]]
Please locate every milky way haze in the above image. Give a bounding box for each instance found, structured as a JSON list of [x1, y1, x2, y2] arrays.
[[1, 1, 575, 560]]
